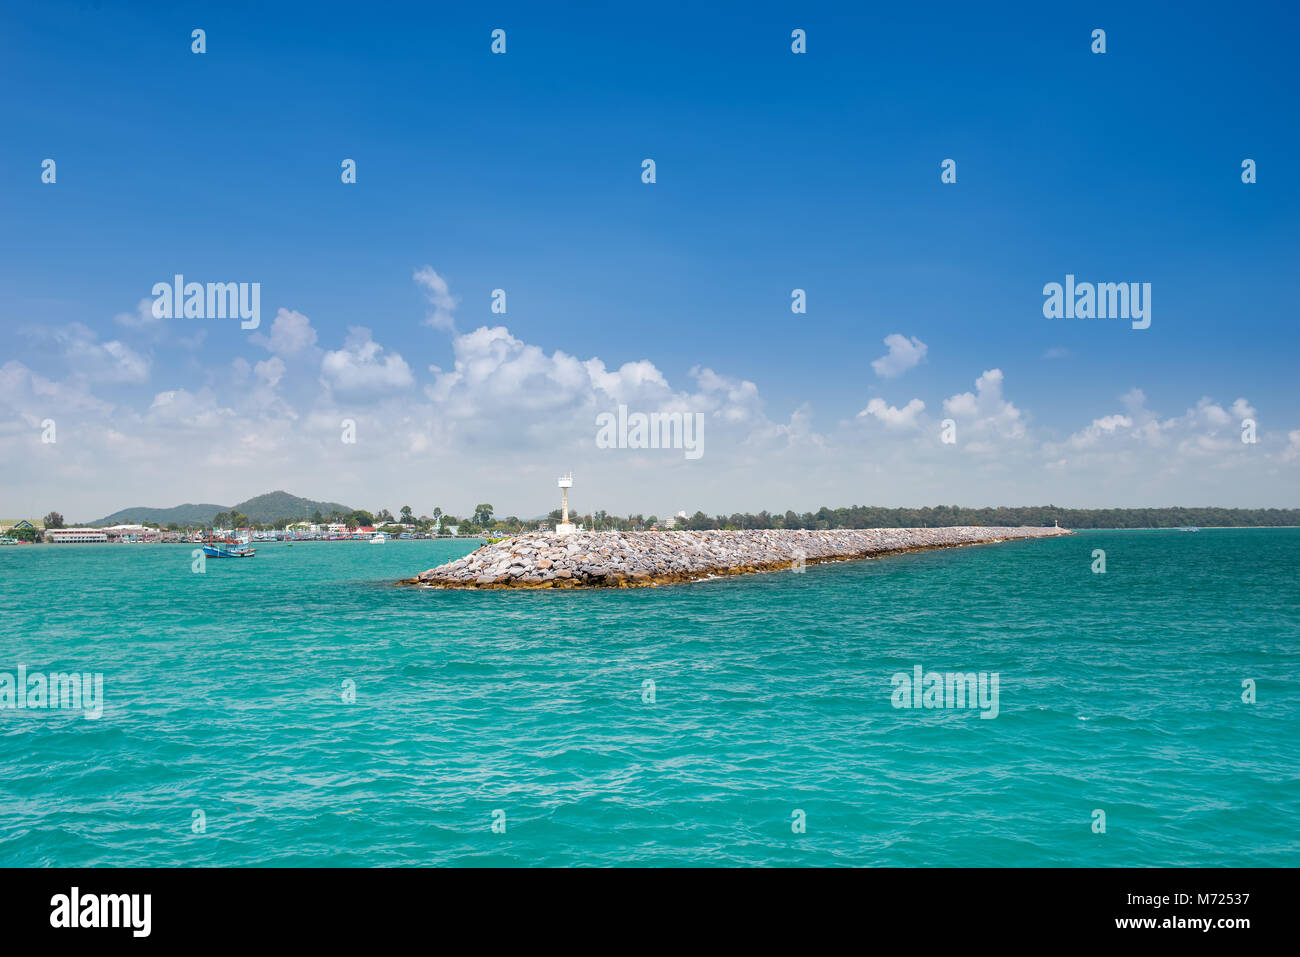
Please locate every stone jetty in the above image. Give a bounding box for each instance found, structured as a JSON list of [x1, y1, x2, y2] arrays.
[[402, 526, 1070, 589]]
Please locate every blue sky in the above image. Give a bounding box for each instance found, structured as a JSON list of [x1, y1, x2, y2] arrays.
[[2, 1, 1297, 519]]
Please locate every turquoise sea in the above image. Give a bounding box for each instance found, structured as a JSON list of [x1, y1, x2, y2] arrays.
[[1, 529, 1296, 867]]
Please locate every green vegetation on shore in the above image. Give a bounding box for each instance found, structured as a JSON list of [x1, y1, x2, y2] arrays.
[[667, 505, 1300, 530], [90, 490, 352, 527], [58, 493, 1300, 536]]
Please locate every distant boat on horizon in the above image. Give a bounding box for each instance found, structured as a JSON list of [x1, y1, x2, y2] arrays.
[[1180, 526, 1200, 532], [370, 531, 387, 544]]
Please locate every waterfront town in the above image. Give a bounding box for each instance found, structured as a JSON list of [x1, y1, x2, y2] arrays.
[[2, 493, 1289, 548], [1, 518, 470, 545], [0, 508, 696, 545]]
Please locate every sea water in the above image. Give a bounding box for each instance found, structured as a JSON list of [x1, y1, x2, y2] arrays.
[[0, 529, 1295, 866]]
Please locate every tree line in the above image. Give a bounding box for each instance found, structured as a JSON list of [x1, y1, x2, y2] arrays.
[[670, 505, 1300, 530], [24, 504, 1300, 539]]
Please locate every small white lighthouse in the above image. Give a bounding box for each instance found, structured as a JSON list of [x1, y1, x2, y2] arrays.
[[555, 473, 575, 536]]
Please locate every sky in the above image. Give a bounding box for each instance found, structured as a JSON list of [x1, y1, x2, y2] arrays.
[[2, 1, 1298, 521]]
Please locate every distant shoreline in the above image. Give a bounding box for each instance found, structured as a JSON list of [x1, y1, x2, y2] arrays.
[[9, 525, 1300, 548]]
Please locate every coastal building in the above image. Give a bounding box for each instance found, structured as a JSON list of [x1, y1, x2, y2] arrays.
[[1, 519, 43, 541], [46, 527, 109, 543], [45, 524, 156, 544], [101, 524, 159, 542], [660, 511, 688, 529]]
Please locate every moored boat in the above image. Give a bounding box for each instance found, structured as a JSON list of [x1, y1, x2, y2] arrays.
[[202, 536, 256, 558]]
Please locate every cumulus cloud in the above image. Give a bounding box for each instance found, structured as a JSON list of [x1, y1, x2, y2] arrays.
[[251, 308, 318, 357], [320, 327, 414, 394], [417, 318, 778, 456], [586, 357, 669, 405], [113, 298, 161, 330], [427, 325, 595, 419], [0, 360, 113, 416], [858, 397, 926, 429], [4, 271, 1297, 519], [942, 369, 1025, 444], [691, 366, 761, 425], [52, 324, 150, 384], [1051, 389, 1269, 467], [1195, 396, 1233, 427], [146, 388, 232, 428], [871, 333, 928, 378], [414, 265, 458, 331], [1066, 413, 1134, 450], [254, 356, 286, 388]]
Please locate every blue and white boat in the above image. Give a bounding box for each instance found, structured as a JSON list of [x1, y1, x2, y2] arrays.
[[202, 536, 256, 558]]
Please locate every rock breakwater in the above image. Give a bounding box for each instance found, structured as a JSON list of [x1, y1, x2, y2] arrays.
[[402, 526, 1069, 589]]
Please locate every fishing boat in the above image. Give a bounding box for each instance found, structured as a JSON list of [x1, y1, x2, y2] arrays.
[[202, 535, 256, 558], [1180, 526, 1200, 532], [369, 531, 386, 544], [0, 536, 20, 546]]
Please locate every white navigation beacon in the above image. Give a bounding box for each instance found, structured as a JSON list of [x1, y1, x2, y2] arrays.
[[555, 473, 575, 536]]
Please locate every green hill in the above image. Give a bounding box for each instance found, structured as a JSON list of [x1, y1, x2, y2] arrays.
[[89, 490, 353, 526], [90, 502, 227, 526], [230, 491, 353, 523]]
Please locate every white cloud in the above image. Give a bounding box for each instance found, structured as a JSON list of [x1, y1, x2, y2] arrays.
[[858, 397, 926, 429], [414, 265, 458, 331], [427, 325, 594, 419], [4, 270, 1297, 520], [320, 327, 414, 394], [586, 358, 669, 405], [1195, 396, 1232, 427], [871, 333, 927, 378], [942, 369, 1024, 443], [0, 360, 113, 416], [54, 324, 150, 383], [251, 308, 318, 357], [254, 356, 286, 388], [692, 366, 761, 425], [113, 298, 160, 330], [146, 388, 234, 429], [1066, 413, 1134, 450], [1049, 389, 1274, 471]]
